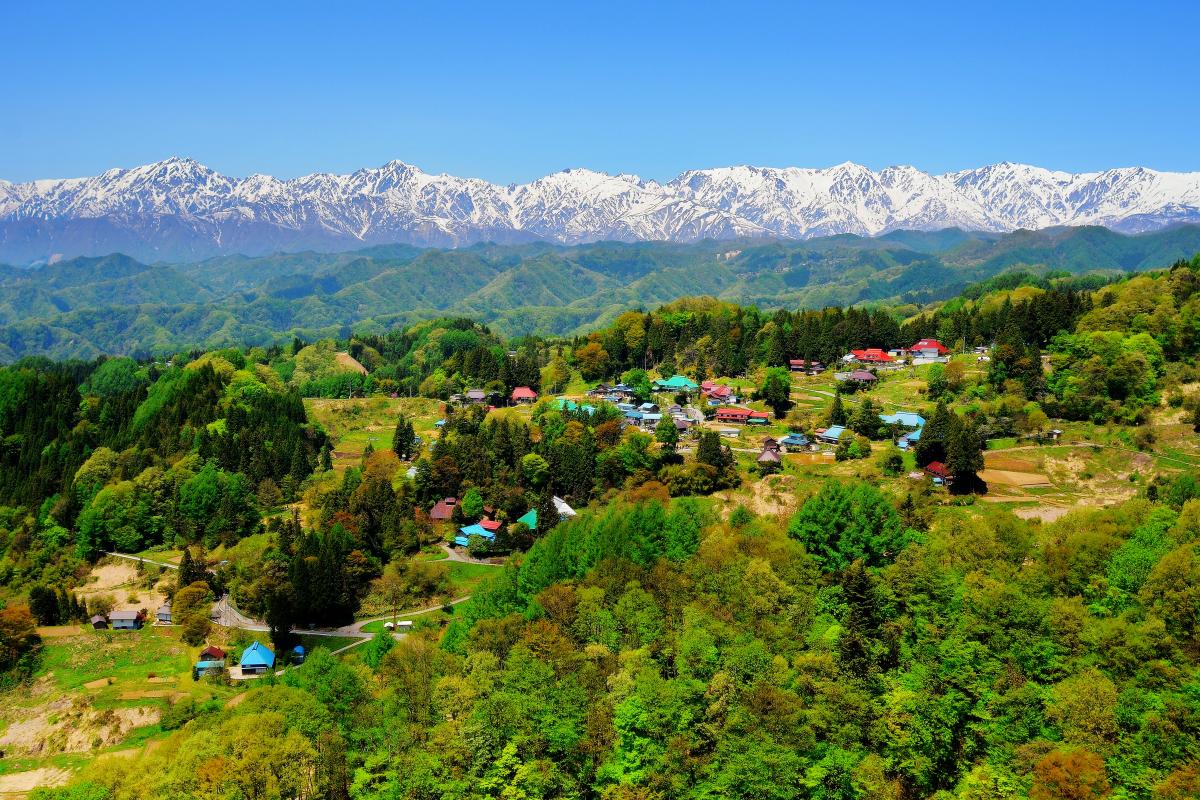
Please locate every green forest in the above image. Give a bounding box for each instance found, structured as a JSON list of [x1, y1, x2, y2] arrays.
[[1, 253, 1199, 799], [3, 224, 1200, 361]]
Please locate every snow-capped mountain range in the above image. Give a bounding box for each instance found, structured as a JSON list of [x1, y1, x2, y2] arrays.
[[2, 158, 1199, 263]]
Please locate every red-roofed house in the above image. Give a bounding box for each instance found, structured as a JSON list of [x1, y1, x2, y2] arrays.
[[701, 382, 736, 404], [924, 461, 950, 481], [847, 348, 893, 364], [715, 407, 752, 424], [511, 386, 537, 403], [912, 339, 949, 357], [747, 411, 770, 425], [479, 519, 503, 533], [429, 497, 458, 521]]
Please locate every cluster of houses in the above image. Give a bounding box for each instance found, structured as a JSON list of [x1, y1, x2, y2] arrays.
[[434, 495, 578, 549], [90, 609, 148, 630], [192, 640, 307, 680], [881, 411, 926, 450], [700, 381, 740, 405], [755, 432, 816, 469], [90, 604, 175, 630], [449, 386, 540, 409], [587, 382, 638, 402], [789, 359, 824, 374], [804, 410, 925, 452], [834, 339, 954, 369], [616, 401, 696, 433]]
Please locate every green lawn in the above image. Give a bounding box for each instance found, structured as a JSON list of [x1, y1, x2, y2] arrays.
[[447, 561, 503, 596], [40, 626, 192, 693]]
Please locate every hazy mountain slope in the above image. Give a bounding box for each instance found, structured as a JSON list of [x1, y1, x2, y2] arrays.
[[0, 225, 1196, 360], [3, 158, 1199, 262]]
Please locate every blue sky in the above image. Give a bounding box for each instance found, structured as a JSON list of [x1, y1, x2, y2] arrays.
[[3, 1, 1197, 183]]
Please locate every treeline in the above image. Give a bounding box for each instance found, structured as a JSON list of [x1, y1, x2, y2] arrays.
[[0, 353, 327, 592]]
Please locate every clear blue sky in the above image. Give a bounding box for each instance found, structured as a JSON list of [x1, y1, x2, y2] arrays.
[[3, 1, 1197, 183]]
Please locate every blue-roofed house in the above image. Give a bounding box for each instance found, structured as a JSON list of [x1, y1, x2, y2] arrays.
[[880, 411, 926, 428], [779, 433, 810, 451], [239, 641, 275, 676], [456, 522, 497, 547], [292, 645, 306, 664], [434, 419, 446, 428], [816, 425, 847, 445], [898, 426, 923, 450]]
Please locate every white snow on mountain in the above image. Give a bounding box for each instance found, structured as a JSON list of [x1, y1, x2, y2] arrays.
[[2, 157, 1199, 261]]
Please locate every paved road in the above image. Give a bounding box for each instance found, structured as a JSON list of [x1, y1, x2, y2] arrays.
[[333, 595, 474, 635], [212, 593, 475, 638], [212, 594, 267, 631], [439, 542, 505, 565]]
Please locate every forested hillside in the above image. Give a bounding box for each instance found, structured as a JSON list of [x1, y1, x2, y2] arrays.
[[2, 254, 1200, 799], [3, 225, 1199, 361]]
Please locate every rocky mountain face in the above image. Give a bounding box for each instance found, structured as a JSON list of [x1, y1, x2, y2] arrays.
[[2, 158, 1198, 263]]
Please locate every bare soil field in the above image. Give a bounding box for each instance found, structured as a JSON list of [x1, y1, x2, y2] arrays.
[[978, 468, 1052, 487], [0, 766, 71, 796]]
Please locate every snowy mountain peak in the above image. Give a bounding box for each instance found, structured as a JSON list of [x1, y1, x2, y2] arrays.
[[1, 159, 1199, 263]]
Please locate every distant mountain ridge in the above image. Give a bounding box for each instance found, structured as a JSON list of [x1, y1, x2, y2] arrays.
[[2, 224, 1199, 362], [2, 158, 1199, 263]]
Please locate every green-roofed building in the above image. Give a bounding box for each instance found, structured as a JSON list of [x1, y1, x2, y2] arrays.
[[516, 508, 538, 530], [554, 398, 596, 414], [652, 375, 700, 392]]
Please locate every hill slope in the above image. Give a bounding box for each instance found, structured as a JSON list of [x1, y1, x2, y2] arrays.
[[2, 225, 1200, 360]]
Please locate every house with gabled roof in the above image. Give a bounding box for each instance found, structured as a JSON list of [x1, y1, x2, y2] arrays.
[[239, 641, 275, 676], [925, 461, 951, 483], [815, 425, 847, 445], [429, 497, 458, 521], [652, 375, 699, 393], [845, 349, 893, 364], [715, 407, 752, 424], [200, 645, 227, 661], [880, 411, 926, 428], [511, 386, 537, 403], [109, 610, 143, 630], [779, 433, 810, 451], [912, 338, 949, 357]]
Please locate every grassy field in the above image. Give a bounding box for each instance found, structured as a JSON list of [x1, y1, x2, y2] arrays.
[[446, 561, 503, 596], [304, 396, 445, 473], [0, 625, 242, 785]]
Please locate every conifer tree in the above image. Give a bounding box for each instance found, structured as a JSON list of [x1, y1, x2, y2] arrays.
[[828, 393, 848, 427], [392, 414, 416, 460]]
